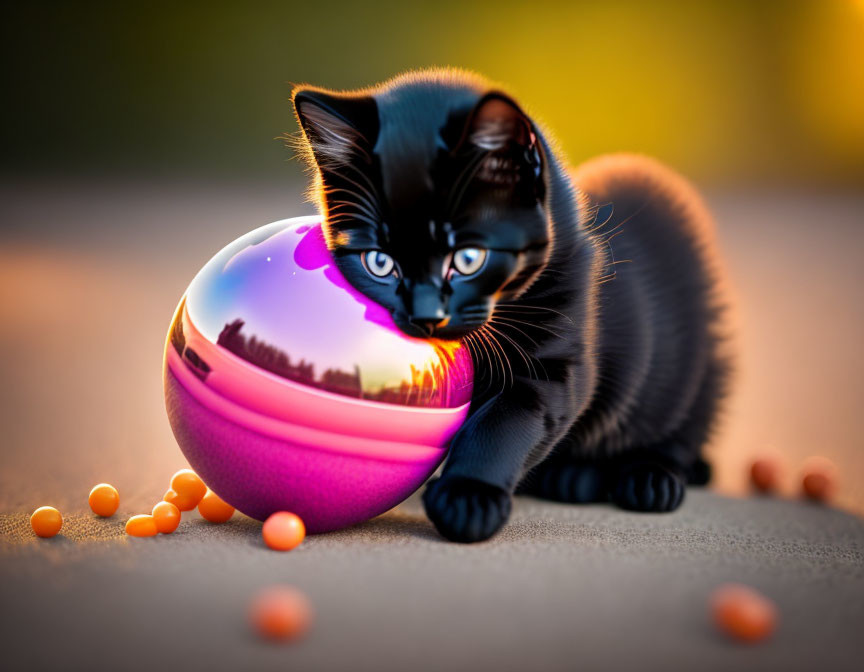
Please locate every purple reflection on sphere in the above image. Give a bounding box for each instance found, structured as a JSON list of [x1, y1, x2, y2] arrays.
[[164, 217, 473, 532]]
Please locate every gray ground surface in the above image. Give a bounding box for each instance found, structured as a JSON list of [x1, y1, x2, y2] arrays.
[[2, 180, 863, 670], [1, 491, 863, 672]]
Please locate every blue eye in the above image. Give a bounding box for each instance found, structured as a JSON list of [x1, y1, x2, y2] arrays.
[[363, 250, 396, 278], [452, 247, 487, 276]]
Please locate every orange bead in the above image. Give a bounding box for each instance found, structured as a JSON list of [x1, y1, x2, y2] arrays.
[[163, 488, 198, 512], [30, 506, 63, 538], [125, 514, 158, 537], [749, 458, 781, 493], [88, 483, 120, 517], [168, 469, 207, 509], [198, 490, 235, 523], [151, 501, 181, 534], [801, 457, 837, 502], [262, 512, 305, 551], [711, 584, 776, 643], [250, 586, 313, 641]]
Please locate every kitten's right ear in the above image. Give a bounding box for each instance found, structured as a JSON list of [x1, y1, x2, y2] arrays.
[[292, 88, 378, 167]]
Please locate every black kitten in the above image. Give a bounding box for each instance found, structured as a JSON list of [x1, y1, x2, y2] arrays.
[[291, 69, 730, 543]]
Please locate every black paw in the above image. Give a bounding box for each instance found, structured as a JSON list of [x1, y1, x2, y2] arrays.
[[611, 461, 685, 512], [518, 461, 607, 503], [422, 477, 512, 543]]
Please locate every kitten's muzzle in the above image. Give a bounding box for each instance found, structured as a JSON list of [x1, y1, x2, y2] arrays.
[[408, 316, 447, 337]]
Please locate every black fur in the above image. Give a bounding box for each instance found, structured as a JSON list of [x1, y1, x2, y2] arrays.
[[292, 69, 730, 543]]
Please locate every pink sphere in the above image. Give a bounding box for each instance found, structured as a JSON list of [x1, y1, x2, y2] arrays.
[[163, 217, 472, 533]]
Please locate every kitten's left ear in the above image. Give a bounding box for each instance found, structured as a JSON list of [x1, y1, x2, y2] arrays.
[[463, 92, 536, 152], [292, 88, 378, 167]]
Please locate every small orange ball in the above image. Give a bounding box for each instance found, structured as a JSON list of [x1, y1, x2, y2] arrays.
[[163, 488, 198, 512], [262, 512, 306, 551], [168, 469, 206, 509], [250, 586, 313, 641], [749, 458, 781, 493], [198, 490, 235, 523], [30, 506, 63, 538], [151, 501, 181, 533], [801, 457, 837, 502], [711, 584, 776, 643], [88, 483, 120, 517], [125, 514, 158, 537]]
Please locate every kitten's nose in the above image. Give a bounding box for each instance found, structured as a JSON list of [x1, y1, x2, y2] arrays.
[[405, 282, 446, 336], [408, 317, 445, 337]]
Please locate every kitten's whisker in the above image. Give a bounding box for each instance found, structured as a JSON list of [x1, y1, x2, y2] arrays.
[[603, 229, 626, 245], [490, 314, 567, 339], [462, 333, 484, 381], [477, 328, 504, 395], [472, 327, 497, 384], [487, 317, 544, 346], [470, 329, 498, 394], [485, 323, 541, 382], [487, 319, 550, 381], [595, 199, 649, 245], [596, 220, 625, 245], [461, 332, 477, 361], [582, 201, 615, 234], [495, 303, 576, 324], [488, 328, 516, 392], [479, 325, 512, 393]]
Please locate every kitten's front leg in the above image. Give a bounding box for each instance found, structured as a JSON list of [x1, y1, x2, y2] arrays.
[[423, 384, 549, 543]]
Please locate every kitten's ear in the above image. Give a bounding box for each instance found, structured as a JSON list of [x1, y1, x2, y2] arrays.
[[463, 92, 536, 152], [292, 88, 377, 167], [458, 92, 542, 190]]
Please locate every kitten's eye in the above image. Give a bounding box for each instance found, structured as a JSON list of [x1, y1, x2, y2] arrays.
[[451, 247, 487, 276], [363, 250, 396, 278]]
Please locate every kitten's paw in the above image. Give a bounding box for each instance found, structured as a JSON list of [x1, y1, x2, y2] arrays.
[[611, 461, 685, 512], [518, 461, 607, 503], [422, 477, 512, 543]]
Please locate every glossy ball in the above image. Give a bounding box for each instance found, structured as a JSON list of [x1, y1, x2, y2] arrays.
[[163, 218, 473, 532], [151, 501, 181, 534], [125, 514, 158, 537], [711, 584, 777, 643], [262, 512, 305, 551], [250, 586, 313, 641], [198, 490, 235, 523], [88, 483, 120, 517], [30, 506, 63, 538]]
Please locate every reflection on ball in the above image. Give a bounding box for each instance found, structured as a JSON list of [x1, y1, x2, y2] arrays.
[[163, 217, 473, 533]]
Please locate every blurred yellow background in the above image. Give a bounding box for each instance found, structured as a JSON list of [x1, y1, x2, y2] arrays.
[[1, 1, 862, 515], [3, 0, 863, 185]]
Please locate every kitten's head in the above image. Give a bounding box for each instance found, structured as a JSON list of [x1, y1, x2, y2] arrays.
[[292, 72, 549, 340]]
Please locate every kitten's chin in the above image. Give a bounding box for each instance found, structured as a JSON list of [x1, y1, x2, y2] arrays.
[[392, 319, 475, 342], [430, 325, 478, 341]]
